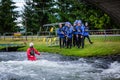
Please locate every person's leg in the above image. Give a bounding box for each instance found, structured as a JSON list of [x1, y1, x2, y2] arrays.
[[67, 38, 70, 48], [59, 38, 62, 48], [65, 37, 67, 47], [61, 38, 64, 48], [81, 36, 84, 48], [79, 34, 82, 48], [87, 36, 93, 44], [69, 38, 72, 49], [78, 34, 81, 48], [63, 37, 65, 48], [76, 35, 79, 48], [75, 34, 77, 47], [66, 37, 69, 48], [73, 34, 76, 47], [84, 36, 86, 44]]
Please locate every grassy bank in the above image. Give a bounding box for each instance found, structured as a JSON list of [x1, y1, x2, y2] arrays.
[[0, 36, 120, 57]]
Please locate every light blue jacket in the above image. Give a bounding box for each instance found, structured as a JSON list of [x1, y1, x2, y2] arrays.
[[57, 28, 65, 38], [75, 24, 85, 36], [66, 27, 73, 38]]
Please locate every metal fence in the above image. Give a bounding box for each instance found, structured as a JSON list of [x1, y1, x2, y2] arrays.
[[0, 29, 120, 41], [0, 32, 33, 40], [89, 29, 120, 41], [89, 29, 120, 35]]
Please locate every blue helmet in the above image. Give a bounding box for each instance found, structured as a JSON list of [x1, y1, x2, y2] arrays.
[[77, 20, 82, 24], [74, 20, 78, 24], [65, 22, 71, 25], [65, 22, 69, 25]]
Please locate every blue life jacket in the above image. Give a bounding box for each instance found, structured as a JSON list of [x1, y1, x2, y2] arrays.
[[72, 26, 77, 35], [84, 26, 89, 36], [76, 24, 84, 36], [66, 27, 73, 38], [62, 26, 68, 35], [57, 28, 65, 38]]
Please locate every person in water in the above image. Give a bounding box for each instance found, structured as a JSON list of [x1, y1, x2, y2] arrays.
[[27, 42, 40, 61]]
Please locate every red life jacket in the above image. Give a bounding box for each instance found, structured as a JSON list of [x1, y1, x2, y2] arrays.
[[27, 47, 40, 61]]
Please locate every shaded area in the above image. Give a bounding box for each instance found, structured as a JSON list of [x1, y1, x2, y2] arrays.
[[0, 46, 24, 52], [0, 44, 25, 51], [85, 0, 120, 25]]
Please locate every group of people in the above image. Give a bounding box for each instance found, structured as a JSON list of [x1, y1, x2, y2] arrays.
[[26, 20, 93, 61], [57, 20, 93, 49]]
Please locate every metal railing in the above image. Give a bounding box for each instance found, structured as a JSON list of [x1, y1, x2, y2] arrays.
[[37, 31, 56, 39], [0, 29, 119, 41], [22, 32, 33, 41], [1, 32, 33, 40], [89, 29, 120, 41], [3, 32, 14, 40], [89, 29, 120, 35]]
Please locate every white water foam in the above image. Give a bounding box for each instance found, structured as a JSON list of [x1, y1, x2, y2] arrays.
[[0, 52, 120, 80], [102, 61, 120, 79]]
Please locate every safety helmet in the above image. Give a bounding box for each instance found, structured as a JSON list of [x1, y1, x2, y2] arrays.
[[29, 42, 34, 47], [65, 22, 69, 25], [74, 20, 78, 24], [77, 20, 82, 24]]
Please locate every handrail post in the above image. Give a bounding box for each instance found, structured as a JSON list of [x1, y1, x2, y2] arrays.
[[104, 30, 106, 41], [3, 33, 6, 40], [31, 32, 33, 41]]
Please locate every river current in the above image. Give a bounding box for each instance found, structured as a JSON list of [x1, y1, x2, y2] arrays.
[[0, 52, 120, 80]]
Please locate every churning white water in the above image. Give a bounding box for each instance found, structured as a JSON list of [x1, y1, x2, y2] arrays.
[[0, 52, 120, 80]]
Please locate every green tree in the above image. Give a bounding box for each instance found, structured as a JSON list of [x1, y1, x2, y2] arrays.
[[56, 0, 73, 22], [56, 0, 112, 29], [0, 0, 18, 33], [22, 0, 55, 34], [22, 0, 117, 31], [22, 0, 35, 33]]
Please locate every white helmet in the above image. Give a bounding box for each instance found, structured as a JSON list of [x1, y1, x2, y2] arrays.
[[29, 42, 34, 47]]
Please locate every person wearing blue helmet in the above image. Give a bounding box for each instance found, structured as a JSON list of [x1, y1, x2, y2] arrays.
[[62, 22, 69, 47], [72, 20, 78, 47], [63, 22, 69, 33], [65, 22, 73, 48], [84, 22, 93, 44], [57, 23, 65, 48], [75, 20, 85, 48]]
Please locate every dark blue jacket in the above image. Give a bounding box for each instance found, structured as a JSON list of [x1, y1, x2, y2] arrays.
[[57, 28, 65, 38], [66, 27, 73, 38], [72, 26, 77, 35], [75, 24, 85, 36], [84, 26, 89, 36], [62, 26, 68, 35]]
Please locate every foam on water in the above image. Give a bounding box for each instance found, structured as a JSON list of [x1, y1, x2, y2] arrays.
[[0, 52, 120, 80], [101, 61, 120, 79]]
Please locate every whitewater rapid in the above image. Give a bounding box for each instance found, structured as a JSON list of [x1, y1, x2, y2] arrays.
[[0, 52, 120, 80]]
